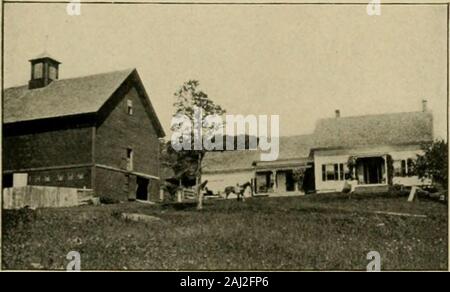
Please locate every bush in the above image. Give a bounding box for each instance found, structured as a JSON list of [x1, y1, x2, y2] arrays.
[[389, 184, 410, 197], [2, 207, 37, 230], [415, 139, 448, 189], [111, 210, 122, 220]]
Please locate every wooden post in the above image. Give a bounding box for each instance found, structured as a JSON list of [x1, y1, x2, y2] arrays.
[[272, 170, 277, 192], [384, 155, 388, 184], [408, 186, 417, 202], [159, 188, 164, 201], [197, 153, 203, 210]]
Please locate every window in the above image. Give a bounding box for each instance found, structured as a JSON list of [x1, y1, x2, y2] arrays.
[[322, 163, 346, 182], [68, 173, 74, 181], [127, 99, 133, 115], [126, 148, 134, 171], [77, 173, 84, 180], [49, 65, 57, 80], [401, 160, 407, 177], [33, 63, 43, 79], [394, 159, 416, 177], [57, 174, 64, 181], [407, 158, 415, 176], [35, 176, 41, 183], [44, 176, 51, 182], [344, 164, 351, 180], [326, 164, 335, 181], [393, 160, 403, 177]]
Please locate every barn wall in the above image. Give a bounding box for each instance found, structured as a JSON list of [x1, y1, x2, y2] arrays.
[[3, 126, 93, 171], [26, 166, 92, 189], [95, 86, 160, 177], [94, 167, 160, 202], [94, 167, 131, 202]]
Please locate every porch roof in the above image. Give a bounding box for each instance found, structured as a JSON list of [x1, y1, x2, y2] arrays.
[[254, 157, 312, 171]]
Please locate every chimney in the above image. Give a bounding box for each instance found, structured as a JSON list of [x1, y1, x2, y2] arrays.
[[335, 109, 340, 118], [28, 52, 61, 89], [422, 99, 428, 112]]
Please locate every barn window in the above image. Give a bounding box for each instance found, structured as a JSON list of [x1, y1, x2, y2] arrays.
[[33, 63, 43, 79], [127, 99, 133, 115], [126, 148, 134, 171], [49, 65, 57, 80]]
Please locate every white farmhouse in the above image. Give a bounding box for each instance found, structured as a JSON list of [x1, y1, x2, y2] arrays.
[[202, 101, 434, 196], [312, 104, 433, 193]]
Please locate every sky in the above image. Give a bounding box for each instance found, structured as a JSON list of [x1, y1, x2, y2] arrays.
[[3, 2, 448, 139]]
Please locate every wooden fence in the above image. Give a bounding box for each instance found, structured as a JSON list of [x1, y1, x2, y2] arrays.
[[3, 186, 95, 209]]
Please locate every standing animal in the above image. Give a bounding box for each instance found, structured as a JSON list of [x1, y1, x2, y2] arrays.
[[224, 182, 253, 201]]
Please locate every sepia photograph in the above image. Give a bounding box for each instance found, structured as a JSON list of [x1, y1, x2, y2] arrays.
[[0, 0, 448, 276]]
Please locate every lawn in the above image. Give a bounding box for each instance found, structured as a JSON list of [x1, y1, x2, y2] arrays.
[[2, 192, 448, 271]]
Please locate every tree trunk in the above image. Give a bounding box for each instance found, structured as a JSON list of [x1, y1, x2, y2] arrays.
[[196, 153, 203, 210]]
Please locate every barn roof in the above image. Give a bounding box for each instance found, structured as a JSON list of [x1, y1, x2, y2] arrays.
[[313, 111, 433, 149], [3, 68, 165, 137], [202, 135, 314, 173]]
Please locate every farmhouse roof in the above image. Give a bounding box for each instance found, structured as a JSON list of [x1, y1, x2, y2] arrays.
[[3, 68, 165, 137], [313, 111, 433, 149]]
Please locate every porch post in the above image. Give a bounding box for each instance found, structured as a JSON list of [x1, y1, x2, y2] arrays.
[[272, 170, 277, 191], [384, 155, 388, 185], [253, 170, 257, 194]]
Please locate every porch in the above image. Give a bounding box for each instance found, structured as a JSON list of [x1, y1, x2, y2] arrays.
[[315, 153, 391, 193], [353, 155, 389, 187], [254, 159, 315, 196]]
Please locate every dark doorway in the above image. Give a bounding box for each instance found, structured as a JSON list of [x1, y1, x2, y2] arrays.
[[285, 171, 296, 192], [2, 174, 13, 188], [302, 166, 316, 193], [136, 176, 150, 200]]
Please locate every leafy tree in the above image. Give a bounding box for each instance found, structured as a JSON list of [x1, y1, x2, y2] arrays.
[[347, 156, 357, 180], [415, 139, 448, 189], [170, 80, 226, 210]]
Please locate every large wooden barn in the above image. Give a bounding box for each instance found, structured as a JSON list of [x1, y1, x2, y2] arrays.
[[2, 53, 165, 202]]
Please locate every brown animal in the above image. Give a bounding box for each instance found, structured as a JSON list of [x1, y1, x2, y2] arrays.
[[224, 182, 252, 201]]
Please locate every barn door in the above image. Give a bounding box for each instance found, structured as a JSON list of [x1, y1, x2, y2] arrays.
[[136, 176, 149, 201]]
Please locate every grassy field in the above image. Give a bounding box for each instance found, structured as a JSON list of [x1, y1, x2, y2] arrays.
[[2, 192, 448, 271]]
